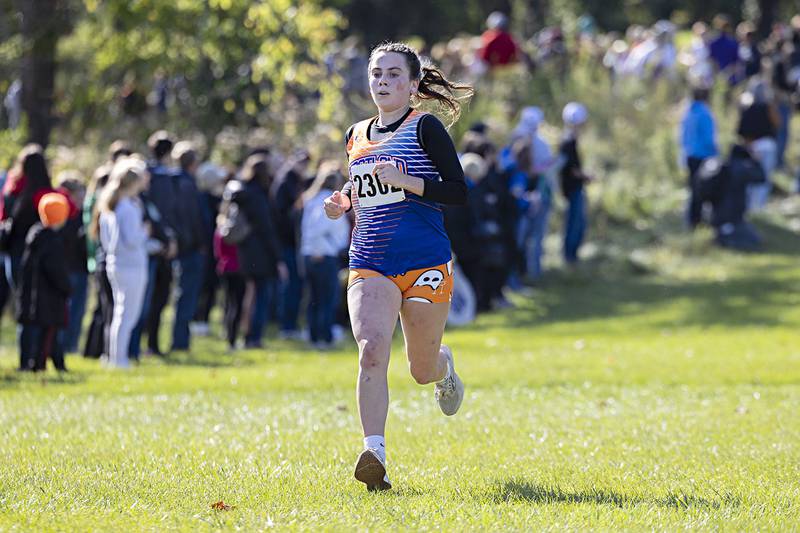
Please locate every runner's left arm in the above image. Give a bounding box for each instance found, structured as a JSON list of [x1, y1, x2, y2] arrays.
[[418, 114, 467, 205]]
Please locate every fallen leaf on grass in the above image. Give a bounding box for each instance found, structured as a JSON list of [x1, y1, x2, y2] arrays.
[[211, 501, 236, 511]]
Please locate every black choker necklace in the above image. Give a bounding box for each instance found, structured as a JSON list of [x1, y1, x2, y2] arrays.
[[375, 109, 410, 133]]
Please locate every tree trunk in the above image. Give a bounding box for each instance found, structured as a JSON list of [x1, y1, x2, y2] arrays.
[[18, 0, 61, 148]]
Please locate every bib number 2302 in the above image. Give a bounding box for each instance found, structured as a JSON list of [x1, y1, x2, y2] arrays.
[[349, 162, 406, 208]]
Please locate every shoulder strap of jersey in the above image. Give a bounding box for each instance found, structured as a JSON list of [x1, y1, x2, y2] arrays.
[[405, 109, 426, 128], [346, 117, 377, 158]]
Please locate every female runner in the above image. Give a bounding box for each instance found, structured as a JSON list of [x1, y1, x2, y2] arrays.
[[323, 42, 473, 491]]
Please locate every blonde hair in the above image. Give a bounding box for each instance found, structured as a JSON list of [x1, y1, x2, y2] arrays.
[[172, 140, 197, 170], [98, 156, 146, 214]]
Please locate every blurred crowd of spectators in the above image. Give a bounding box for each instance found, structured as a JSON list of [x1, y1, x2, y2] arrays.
[[0, 136, 353, 371], [2, 11, 800, 371], [0, 97, 597, 370]]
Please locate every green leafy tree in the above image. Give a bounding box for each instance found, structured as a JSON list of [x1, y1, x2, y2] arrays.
[[322, 0, 510, 47], [57, 0, 345, 143]]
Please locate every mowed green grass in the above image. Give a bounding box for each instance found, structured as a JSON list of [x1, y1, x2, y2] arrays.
[[1, 216, 800, 531]]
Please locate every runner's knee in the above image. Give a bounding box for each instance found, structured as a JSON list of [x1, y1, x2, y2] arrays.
[[408, 354, 439, 385], [358, 338, 389, 373], [409, 363, 436, 385]]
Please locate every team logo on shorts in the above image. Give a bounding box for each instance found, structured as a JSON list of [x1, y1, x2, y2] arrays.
[[413, 269, 444, 291], [406, 268, 446, 303], [348, 261, 453, 304]]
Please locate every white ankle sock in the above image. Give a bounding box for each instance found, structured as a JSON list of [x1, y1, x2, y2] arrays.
[[364, 435, 386, 462]]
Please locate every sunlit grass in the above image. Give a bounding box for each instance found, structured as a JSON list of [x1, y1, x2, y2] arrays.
[[1, 206, 799, 530]]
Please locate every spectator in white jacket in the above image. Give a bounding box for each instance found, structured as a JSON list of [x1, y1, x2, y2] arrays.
[[300, 162, 351, 349], [99, 157, 150, 368]]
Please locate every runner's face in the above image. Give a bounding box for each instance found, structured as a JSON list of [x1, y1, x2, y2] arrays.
[[369, 52, 418, 113]]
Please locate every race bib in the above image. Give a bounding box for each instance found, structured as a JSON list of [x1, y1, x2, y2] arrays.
[[349, 162, 406, 208]]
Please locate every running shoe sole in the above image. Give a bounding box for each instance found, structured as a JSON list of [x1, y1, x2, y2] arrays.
[[354, 450, 391, 491]]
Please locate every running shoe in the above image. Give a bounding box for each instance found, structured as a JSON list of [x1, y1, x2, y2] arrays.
[[354, 448, 391, 491], [434, 347, 464, 416]]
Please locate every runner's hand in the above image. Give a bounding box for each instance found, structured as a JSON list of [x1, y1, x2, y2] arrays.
[[373, 163, 406, 189], [324, 190, 350, 219]]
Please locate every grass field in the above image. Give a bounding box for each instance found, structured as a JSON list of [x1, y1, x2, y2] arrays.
[[1, 204, 800, 531]]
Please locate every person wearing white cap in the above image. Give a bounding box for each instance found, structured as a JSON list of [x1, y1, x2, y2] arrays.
[[562, 102, 588, 126], [559, 102, 591, 264], [510, 106, 558, 280]]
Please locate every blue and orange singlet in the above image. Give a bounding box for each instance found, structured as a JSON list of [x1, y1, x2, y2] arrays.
[[346, 111, 452, 277]]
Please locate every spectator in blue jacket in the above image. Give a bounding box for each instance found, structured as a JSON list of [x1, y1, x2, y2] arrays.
[[560, 102, 591, 265], [680, 86, 718, 228], [709, 15, 739, 85], [509, 106, 558, 281]]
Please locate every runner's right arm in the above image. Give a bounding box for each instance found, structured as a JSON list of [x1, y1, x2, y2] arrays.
[[340, 124, 357, 212]]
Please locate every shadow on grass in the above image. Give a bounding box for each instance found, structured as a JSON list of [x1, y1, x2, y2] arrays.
[[492, 480, 741, 510], [471, 272, 797, 332], [154, 340, 339, 367], [757, 217, 800, 257], [375, 486, 429, 497], [545, 272, 793, 329], [154, 350, 259, 368], [469, 217, 800, 332], [601, 206, 800, 259], [0, 368, 88, 389]]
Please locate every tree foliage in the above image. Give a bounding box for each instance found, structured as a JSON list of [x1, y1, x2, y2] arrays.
[[323, 0, 797, 42], [562, 0, 787, 33], [57, 0, 344, 140], [321, 0, 510, 47], [2, 0, 800, 152]]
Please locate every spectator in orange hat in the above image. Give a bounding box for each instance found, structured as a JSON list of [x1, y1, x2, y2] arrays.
[[16, 192, 72, 371]]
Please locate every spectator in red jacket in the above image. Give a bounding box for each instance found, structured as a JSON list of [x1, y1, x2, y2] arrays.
[[478, 12, 520, 68]]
